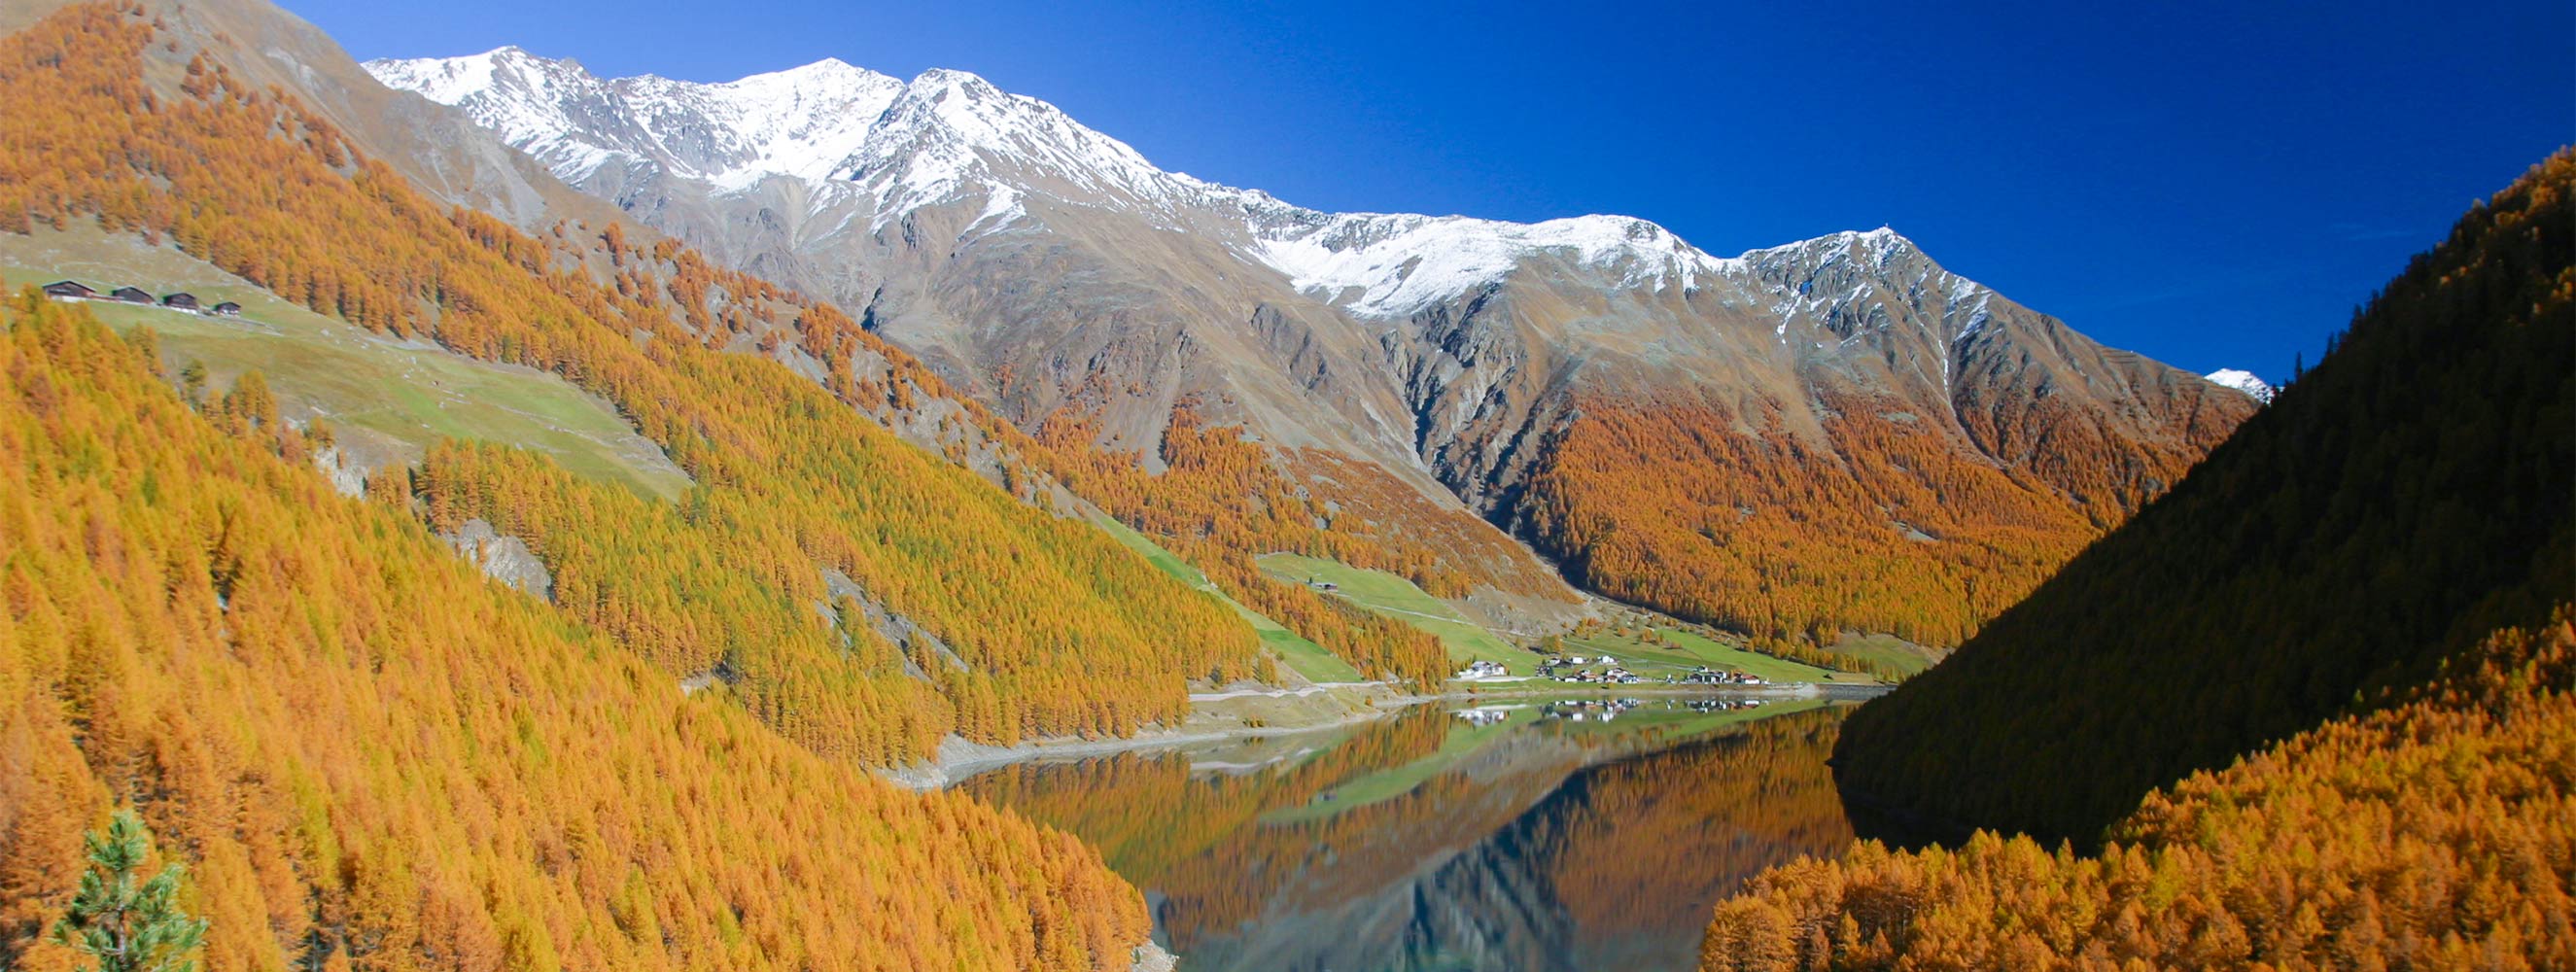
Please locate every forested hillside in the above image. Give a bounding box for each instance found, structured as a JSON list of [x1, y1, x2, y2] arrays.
[[1702, 609, 2575, 971], [1830, 151, 2574, 844], [1522, 387, 2234, 657], [0, 1, 1305, 761], [0, 293, 1148, 971]]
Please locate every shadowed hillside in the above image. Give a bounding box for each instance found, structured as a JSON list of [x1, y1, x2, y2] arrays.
[[1703, 609, 2576, 971], [1831, 150, 2575, 846]]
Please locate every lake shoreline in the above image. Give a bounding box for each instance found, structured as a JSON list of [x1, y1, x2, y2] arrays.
[[880, 692, 1409, 790], [881, 679, 1889, 789]]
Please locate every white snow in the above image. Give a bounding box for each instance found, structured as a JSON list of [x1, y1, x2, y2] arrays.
[[849, 68, 1184, 215], [369, 49, 1974, 324], [1252, 212, 1738, 318], [2204, 368, 2276, 404], [628, 59, 904, 191], [365, 47, 904, 193], [366, 48, 637, 182]]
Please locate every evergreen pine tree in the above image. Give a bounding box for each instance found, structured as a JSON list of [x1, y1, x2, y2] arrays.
[[176, 360, 206, 405], [51, 811, 207, 972]]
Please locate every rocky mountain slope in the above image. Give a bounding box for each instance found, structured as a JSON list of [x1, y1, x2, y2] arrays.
[[371, 50, 2257, 646]]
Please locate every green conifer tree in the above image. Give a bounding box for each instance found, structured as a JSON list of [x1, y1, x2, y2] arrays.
[[51, 811, 207, 972]]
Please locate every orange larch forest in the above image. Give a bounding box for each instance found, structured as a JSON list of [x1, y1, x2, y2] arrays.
[[0, 1, 1300, 764], [0, 291, 1149, 971]]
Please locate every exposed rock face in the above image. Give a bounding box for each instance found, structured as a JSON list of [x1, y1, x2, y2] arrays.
[[1128, 942, 1176, 972], [368, 50, 2255, 627], [442, 517, 552, 601], [820, 568, 966, 678]]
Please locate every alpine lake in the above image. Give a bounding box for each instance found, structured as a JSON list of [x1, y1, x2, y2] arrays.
[[954, 692, 1874, 972]]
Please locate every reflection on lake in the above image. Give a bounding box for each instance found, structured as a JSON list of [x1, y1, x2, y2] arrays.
[[956, 698, 1858, 972]]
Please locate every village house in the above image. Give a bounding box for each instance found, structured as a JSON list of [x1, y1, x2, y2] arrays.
[[41, 280, 95, 300], [210, 301, 242, 317], [109, 286, 152, 304], [160, 292, 199, 312]]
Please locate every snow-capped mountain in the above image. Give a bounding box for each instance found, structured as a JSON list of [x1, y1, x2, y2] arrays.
[[366, 48, 2255, 610], [366, 49, 903, 191], [2203, 368, 2276, 403], [363, 49, 1781, 314]]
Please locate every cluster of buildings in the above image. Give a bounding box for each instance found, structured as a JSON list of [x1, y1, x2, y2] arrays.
[[1454, 659, 1513, 680], [42, 279, 240, 317], [1674, 667, 1765, 685], [1525, 653, 1771, 686], [1537, 655, 1643, 683]]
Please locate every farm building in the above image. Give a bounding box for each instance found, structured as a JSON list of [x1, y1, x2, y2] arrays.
[[109, 286, 151, 304], [41, 280, 95, 299], [161, 292, 198, 311]]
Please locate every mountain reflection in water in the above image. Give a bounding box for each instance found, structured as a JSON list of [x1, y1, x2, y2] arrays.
[[956, 699, 1858, 972]]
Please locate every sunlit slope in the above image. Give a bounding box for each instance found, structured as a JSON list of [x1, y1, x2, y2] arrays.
[[0, 227, 689, 498], [0, 295, 1148, 972], [0, 2, 1269, 762]]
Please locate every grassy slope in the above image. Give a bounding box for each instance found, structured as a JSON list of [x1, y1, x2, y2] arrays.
[[1259, 552, 1526, 672], [1825, 633, 1943, 678], [1257, 552, 1863, 682], [0, 230, 688, 499], [1090, 517, 1364, 683], [1562, 627, 1857, 684]]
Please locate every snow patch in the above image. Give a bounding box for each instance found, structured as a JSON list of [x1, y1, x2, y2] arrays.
[[1252, 212, 1738, 318], [2204, 368, 2275, 404]]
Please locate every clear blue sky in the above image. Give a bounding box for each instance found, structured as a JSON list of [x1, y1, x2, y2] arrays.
[[287, 0, 2570, 381]]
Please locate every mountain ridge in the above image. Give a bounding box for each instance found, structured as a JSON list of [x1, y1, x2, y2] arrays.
[[367, 45, 2260, 651], [365, 48, 2010, 323]]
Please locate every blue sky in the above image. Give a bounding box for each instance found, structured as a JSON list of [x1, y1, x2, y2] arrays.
[[289, 0, 2570, 381]]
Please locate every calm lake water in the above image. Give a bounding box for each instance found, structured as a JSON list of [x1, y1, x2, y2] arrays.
[[957, 697, 1859, 972]]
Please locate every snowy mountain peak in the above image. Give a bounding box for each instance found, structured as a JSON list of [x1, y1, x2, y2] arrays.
[[365, 49, 904, 191], [1738, 226, 1920, 266], [363, 47, 577, 119], [2204, 368, 2276, 403], [905, 66, 1000, 95], [366, 51, 1993, 321], [841, 64, 1186, 223]]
